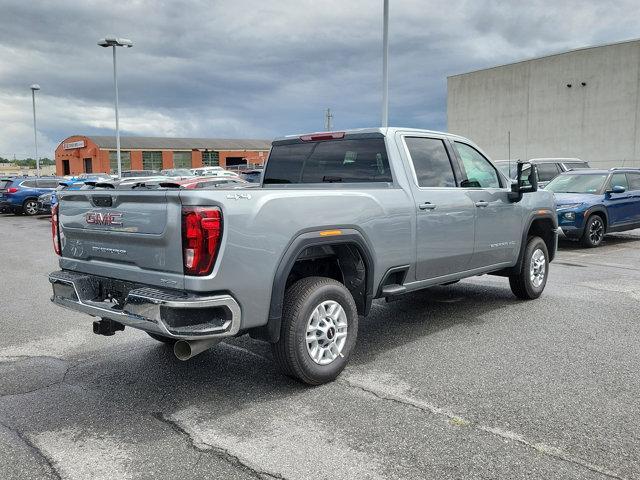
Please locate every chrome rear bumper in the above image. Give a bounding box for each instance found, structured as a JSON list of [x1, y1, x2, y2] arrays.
[[49, 270, 241, 340]]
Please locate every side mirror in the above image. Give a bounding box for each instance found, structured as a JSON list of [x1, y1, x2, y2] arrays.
[[509, 161, 538, 201], [609, 185, 626, 194]]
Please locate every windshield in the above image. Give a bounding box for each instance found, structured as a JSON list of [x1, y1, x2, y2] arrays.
[[545, 173, 607, 194]]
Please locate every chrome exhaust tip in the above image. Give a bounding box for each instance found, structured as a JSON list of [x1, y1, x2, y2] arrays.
[[174, 338, 222, 361]]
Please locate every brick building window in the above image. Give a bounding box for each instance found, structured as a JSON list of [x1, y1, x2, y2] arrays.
[[109, 151, 131, 173], [202, 151, 219, 166], [142, 151, 162, 171], [173, 151, 192, 168]]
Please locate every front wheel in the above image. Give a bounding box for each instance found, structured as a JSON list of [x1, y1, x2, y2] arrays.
[[509, 236, 549, 300], [581, 215, 605, 248], [271, 276, 358, 385]]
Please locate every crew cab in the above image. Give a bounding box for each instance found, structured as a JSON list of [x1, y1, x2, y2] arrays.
[[49, 128, 557, 384]]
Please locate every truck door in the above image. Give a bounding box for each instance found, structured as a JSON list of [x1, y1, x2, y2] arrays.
[[398, 134, 475, 280], [451, 141, 522, 268]]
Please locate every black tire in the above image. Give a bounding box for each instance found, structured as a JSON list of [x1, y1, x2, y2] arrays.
[[581, 214, 605, 248], [271, 276, 358, 385], [146, 332, 177, 345], [21, 198, 39, 216], [509, 236, 549, 300]]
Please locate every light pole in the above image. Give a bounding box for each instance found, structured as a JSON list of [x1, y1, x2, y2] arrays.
[[98, 36, 133, 178], [30, 84, 40, 176], [381, 0, 389, 128]]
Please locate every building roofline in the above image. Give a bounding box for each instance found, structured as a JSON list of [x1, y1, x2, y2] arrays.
[[447, 37, 640, 79]]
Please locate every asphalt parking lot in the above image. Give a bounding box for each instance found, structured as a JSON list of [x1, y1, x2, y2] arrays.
[[1, 213, 639, 480]]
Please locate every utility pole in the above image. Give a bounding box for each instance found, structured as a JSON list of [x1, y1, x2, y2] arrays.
[[30, 84, 40, 176], [324, 108, 333, 131], [381, 0, 389, 128]]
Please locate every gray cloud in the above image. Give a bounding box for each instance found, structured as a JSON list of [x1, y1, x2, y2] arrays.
[[1, 0, 639, 157]]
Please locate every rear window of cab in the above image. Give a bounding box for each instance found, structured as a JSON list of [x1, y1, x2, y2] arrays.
[[264, 138, 392, 184]]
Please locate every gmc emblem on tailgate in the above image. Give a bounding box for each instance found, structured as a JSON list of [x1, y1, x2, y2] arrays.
[[85, 211, 123, 226]]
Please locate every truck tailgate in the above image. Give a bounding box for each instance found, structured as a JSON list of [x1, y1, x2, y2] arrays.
[[58, 189, 185, 289]]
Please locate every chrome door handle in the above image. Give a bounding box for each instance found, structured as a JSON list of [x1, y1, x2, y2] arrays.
[[475, 201, 489, 208], [418, 202, 437, 210]]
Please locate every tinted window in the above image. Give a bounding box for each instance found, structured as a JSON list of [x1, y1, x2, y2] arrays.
[[21, 180, 37, 188], [628, 173, 640, 190], [405, 137, 456, 187], [454, 142, 501, 188], [536, 163, 561, 182], [38, 179, 60, 188], [264, 138, 391, 184], [0, 180, 12, 189], [609, 173, 629, 190]]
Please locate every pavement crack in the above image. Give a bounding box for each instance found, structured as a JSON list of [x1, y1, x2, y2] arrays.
[[0, 421, 63, 480], [340, 376, 628, 480], [152, 412, 287, 480]]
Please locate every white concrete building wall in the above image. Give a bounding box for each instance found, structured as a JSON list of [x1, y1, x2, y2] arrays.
[[447, 39, 640, 168]]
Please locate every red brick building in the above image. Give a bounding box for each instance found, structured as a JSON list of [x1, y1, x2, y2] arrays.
[[55, 135, 271, 176]]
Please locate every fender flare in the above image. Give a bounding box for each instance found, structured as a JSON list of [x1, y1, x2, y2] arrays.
[[514, 210, 558, 271], [252, 228, 375, 343], [583, 206, 608, 230]]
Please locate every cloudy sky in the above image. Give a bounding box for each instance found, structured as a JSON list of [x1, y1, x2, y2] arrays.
[[1, 0, 639, 158]]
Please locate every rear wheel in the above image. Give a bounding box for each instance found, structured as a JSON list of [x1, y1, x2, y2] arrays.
[[509, 236, 549, 300], [271, 276, 358, 385], [581, 215, 605, 248], [22, 198, 39, 216]]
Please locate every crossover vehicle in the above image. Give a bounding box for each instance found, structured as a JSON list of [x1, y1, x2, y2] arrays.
[[0, 177, 63, 215], [546, 168, 640, 247], [49, 128, 557, 385], [160, 168, 195, 179]]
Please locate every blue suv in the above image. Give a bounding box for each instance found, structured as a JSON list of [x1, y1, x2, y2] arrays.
[[545, 168, 640, 247], [0, 177, 64, 216]]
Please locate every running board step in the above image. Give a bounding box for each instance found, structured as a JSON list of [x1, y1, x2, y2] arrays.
[[381, 284, 406, 297]]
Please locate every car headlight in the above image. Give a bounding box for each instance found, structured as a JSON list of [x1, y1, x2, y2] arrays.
[[563, 211, 576, 221], [556, 203, 583, 210]]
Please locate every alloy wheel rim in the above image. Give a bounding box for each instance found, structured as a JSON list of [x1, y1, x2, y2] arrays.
[[589, 218, 604, 244], [306, 300, 348, 365], [25, 202, 37, 215], [529, 248, 546, 288]]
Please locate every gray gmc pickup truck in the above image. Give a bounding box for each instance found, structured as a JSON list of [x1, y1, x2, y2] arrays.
[[49, 128, 557, 384]]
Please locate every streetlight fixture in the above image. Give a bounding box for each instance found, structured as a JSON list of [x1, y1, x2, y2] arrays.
[[30, 84, 41, 176], [381, 0, 389, 128], [98, 36, 133, 178]]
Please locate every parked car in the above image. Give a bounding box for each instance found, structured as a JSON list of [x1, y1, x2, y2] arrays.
[[37, 192, 53, 214], [49, 128, 557, 385], [240, 169, 263, 183], [179, 177, 248, 189], [120, 170, 158, 178], [495, 158, 590, 188], [0, 177, 64, 215], [190, 166, 225, 176], [191, 166, 239, 178], [160, 168, 194, 179], [545, 168, 640, 247], [0, 177, 15, 212]]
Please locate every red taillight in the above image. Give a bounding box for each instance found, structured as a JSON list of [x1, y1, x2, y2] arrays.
[[181, 206, 222, 276], [51, 204, 62, 256], [299, 132, 345, 142], [6, 187, 18, 194]]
